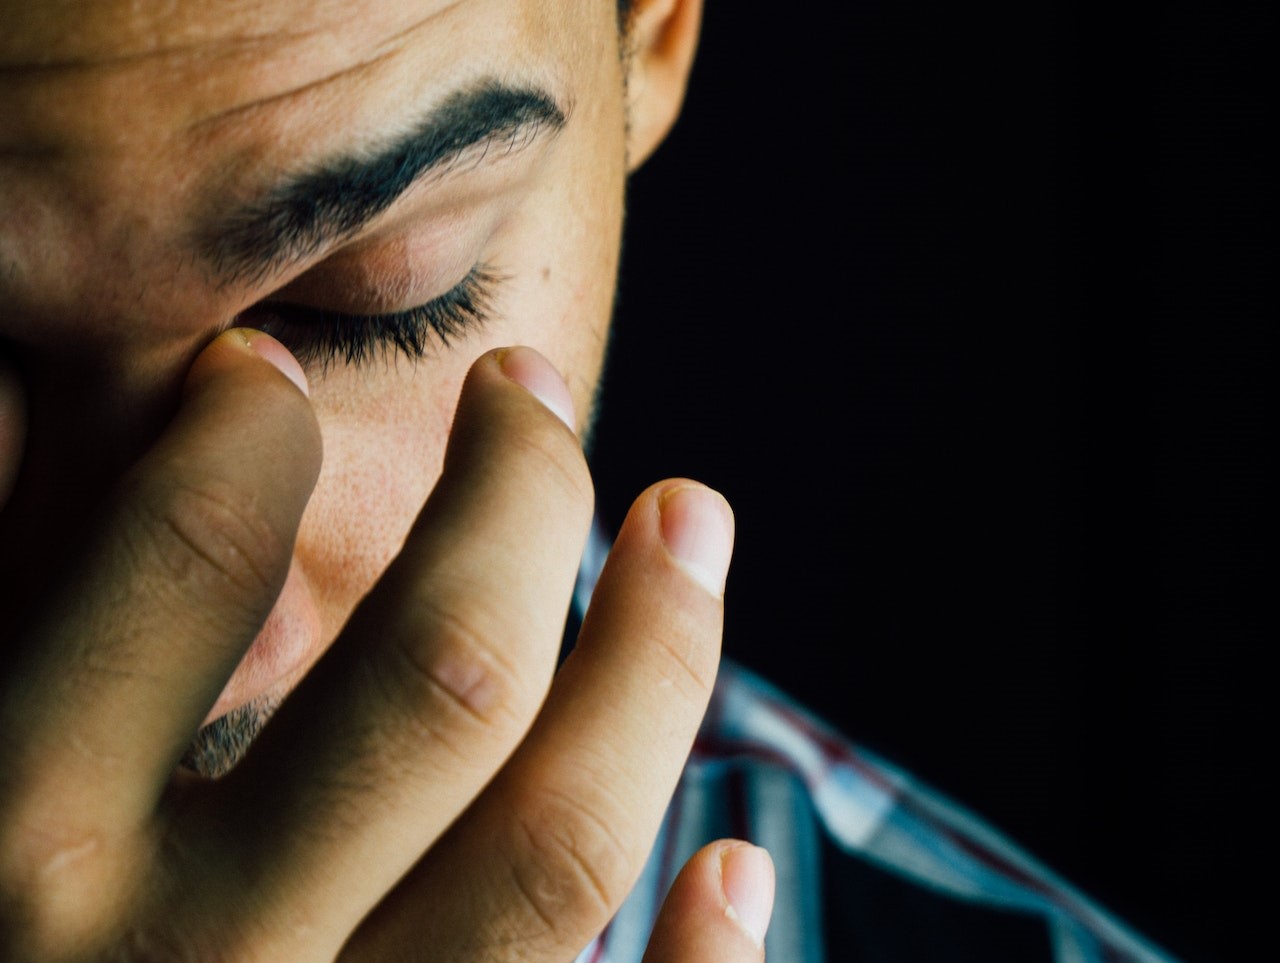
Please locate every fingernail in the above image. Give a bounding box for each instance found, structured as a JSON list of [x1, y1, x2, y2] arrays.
[[238, 329, 309, 397], [659, 484, 734, 596], [496, 346, 576, 431], [721, 844, 774, 948]]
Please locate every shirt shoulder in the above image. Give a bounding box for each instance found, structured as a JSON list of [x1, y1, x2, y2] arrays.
[[680, 662, 1180, 963], [572, 525, 1177, 962]]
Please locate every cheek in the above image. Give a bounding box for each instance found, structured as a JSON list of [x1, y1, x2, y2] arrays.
[[494, 188, 623, 427], [503, 282, 611, 428]]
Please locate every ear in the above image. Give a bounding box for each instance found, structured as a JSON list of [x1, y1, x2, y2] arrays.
[[623, 0, 704, 171]]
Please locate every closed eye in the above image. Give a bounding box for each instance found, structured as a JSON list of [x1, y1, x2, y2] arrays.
[[240, 265, 500, 368]]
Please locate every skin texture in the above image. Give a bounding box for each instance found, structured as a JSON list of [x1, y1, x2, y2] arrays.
[[0, 0, 773, 959], [0, 0, 632, 737]]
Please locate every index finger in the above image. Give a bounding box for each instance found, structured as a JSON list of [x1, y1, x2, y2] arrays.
[[181, 346, 593, 955], [0, 330, 321, 840]]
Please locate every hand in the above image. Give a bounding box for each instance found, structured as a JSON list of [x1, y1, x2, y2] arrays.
[[0, 333, 772, 960]]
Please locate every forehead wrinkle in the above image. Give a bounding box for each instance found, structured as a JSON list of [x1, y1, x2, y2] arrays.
[[0, 1, 472, 157], [181, 0, 473, 134], [0, 26, 327, 73], [184, 36, 407, 133], [0, 0, 460, 68], [0, 30, 362, 158]]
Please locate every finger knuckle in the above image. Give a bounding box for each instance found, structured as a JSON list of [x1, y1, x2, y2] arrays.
[[505, 787, 636, 944], [0, 824, 130, 962], [652, 616, 720, 701], [122, 473, 286, 600], [366, 594, 531, 752]]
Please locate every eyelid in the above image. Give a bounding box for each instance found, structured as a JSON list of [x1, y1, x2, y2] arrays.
[[241, 264, 500, 368]]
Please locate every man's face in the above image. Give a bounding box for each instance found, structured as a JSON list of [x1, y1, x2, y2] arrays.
[[0, 0, 631, 764]]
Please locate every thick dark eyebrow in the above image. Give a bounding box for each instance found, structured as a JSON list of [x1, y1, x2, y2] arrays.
[[199, 80, 566, 286]]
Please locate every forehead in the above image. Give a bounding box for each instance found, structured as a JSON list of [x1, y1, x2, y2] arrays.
[[0, 0, 579, 148], [0, 0, 617, 341], [0, 0, 369, 61], [0, 0, 587, 56]]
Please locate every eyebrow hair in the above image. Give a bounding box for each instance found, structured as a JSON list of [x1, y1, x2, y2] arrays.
[[199, 80, 566, 286]]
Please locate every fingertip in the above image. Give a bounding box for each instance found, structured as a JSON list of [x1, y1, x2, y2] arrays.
[[494, 345, 576, 431], [189, 328, 310, 398], [656, 481, 735, 597], [175, 328, 322, 489], [238, 329, 310, 397], [720, 843, 775, 949], [643, 839, 771, 963], [231, 328, 311, 397]]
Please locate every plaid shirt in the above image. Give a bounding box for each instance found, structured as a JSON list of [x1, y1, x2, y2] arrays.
[[570, 526, 1177, 963]]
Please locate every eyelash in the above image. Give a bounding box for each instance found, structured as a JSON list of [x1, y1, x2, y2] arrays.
[[251, 265, 499, 368]]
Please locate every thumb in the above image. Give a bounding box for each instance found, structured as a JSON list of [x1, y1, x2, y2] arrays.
[[642, 841, 775, 963]]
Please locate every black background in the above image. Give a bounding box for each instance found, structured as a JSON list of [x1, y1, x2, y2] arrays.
[[590, 3, 1266, 961]]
